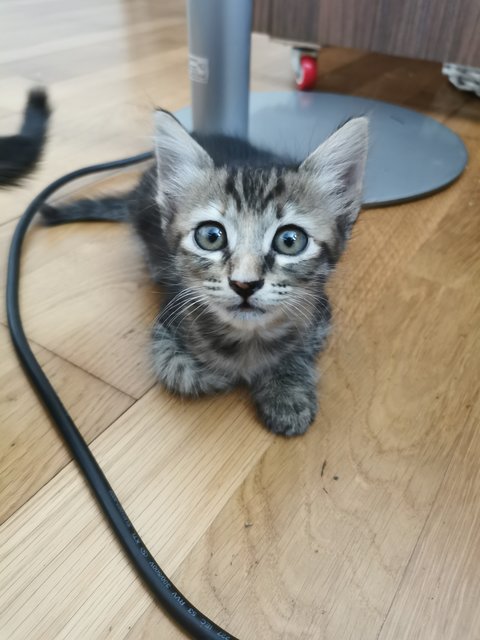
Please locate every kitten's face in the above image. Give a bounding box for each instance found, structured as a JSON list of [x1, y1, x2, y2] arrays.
[[154, 112, 368, 329], [168, 168, 340, 327]]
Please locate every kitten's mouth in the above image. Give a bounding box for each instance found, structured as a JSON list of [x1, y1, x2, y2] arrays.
[[229, 300, 265, 315]]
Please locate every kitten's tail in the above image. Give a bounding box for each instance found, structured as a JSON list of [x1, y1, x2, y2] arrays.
[[41, 196, 129, 225], [0, 88, 50, 187]]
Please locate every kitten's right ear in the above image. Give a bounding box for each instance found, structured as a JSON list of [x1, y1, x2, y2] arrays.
[[154, 109, 213, 206]]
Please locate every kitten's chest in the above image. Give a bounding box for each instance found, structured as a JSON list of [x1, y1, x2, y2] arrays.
[[228, 339, 278, 378], [191, 323, 297, 381]]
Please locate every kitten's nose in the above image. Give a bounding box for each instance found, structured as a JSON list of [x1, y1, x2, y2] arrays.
[[229, 279, 264, 298]]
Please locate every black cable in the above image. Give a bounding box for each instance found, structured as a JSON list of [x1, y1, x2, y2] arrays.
[[6, 152, 239, 640]]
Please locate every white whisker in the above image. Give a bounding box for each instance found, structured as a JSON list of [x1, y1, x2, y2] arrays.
[[164, 295, 207, 329]]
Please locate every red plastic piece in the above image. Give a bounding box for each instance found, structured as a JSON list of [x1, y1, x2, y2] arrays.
[[296, 55, 317, 91]]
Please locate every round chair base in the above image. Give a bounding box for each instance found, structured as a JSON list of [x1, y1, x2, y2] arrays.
[[176, 91, 467, 207]]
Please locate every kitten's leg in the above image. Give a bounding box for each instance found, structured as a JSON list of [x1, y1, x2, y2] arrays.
[[250, 354, 318, 437], [151, 321, 234, 397]]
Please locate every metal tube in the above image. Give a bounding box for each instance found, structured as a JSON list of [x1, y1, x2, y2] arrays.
[[186, 0, 252, 138]]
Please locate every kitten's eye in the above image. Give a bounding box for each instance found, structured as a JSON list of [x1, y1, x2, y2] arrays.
[[272, 226, 308, 256], [194, 222, 227, 251]]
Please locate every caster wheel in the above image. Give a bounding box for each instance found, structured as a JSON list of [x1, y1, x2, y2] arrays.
[[291, 48, 318, 91], [296, 56, 317, 91]]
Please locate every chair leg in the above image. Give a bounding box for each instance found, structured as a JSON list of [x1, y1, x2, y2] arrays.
[[186, 0, 253, 138]]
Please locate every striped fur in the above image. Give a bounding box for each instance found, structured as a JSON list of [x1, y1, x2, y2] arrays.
[[42, 110, 368, 436]]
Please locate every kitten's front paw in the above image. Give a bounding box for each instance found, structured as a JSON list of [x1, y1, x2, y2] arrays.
[[253, 382, 318, 437], [152, 323, 232, 397]]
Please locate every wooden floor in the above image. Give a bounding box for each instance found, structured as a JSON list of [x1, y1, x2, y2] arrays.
[[1, 1, 480, 639]]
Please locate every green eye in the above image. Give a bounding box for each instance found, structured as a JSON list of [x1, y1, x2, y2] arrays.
[[194, 222, 227, 251], [272, 226, 308, 256]]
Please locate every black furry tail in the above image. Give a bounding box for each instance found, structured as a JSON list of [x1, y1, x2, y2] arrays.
[[0, 88, 50, 187], [41, 196, 129, 225]]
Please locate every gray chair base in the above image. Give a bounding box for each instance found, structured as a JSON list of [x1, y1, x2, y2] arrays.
[[184, 0, 467, 207], [175, 91, 467, 207]]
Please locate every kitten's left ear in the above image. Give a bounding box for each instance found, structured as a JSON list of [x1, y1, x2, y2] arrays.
[[300, 117, 369, 223], [154, 109, 214, 205]]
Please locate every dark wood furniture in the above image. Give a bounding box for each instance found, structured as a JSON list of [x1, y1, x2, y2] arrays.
[[253, 0, 480, 66]]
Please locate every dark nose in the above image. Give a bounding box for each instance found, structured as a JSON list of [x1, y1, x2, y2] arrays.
[[228, 279, 264, 298]]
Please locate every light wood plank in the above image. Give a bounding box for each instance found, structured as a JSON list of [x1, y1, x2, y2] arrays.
[[404, 142, 480, 289], [378, 398, 480, 640], [0, 12, 186, 65], [444, 98, 480, 140], [0, 76, 37, 112], [0, 324, 134, 524], [0, 45, 191, 227], [0, 387, 274, 639], [323, 135, 480, 349], [123, 269, 480, 639], [0, 219, 158, 398]]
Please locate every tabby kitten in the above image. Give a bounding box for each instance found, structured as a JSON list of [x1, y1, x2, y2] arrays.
[[42, 110, 368, 436]]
